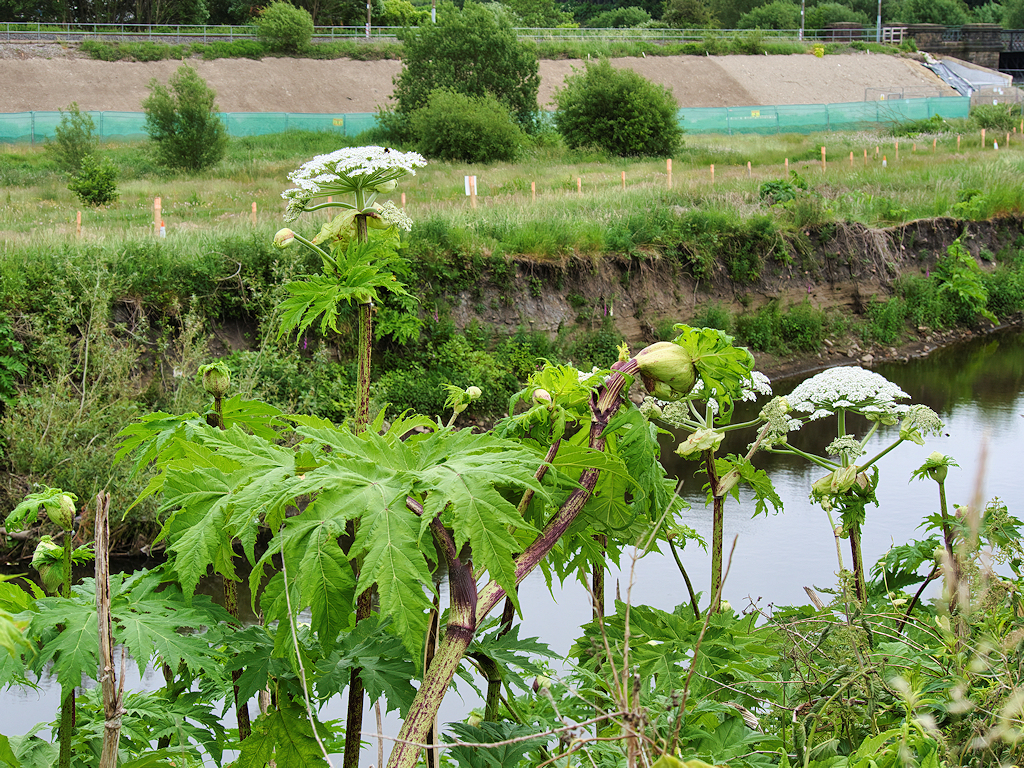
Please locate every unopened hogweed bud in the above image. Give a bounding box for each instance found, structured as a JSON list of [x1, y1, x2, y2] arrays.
[[274, 228, 296, 248], [199, 362, 231, 398], [675, 428, 725, 459], [634, 341, 696, 402], [32, 536, 66, 594], [48, 494, 76, 531]]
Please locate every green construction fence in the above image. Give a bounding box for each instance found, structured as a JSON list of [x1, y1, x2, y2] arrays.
[[0, 97, 969, 144]]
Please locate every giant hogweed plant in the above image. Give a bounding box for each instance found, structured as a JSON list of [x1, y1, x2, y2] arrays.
[[768, 366, 944, 604], [638, 325, 786, 613], [108, 147, 768, 768]]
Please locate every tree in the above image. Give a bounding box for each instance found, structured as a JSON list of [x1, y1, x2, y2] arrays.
[[661, 0, 717, 27], [390, 1, 541, 130], [45, 103, 99, 175], [736, 0, 800, 29], [142, 64, 228, 172], [893, 0, 970, 24], [554, 59, 683, 158], [256, 0, 315, 51]]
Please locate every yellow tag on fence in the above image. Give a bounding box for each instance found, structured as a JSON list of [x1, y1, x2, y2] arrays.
[[333, 118, 344, 126]]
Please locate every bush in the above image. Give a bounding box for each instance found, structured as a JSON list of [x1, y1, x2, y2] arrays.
[[411, 90, 526, 163], [45, 103, 99, 174], [553, 59, 682, 158], [256, 1, 314, 53], [586, 6, 651, 26], [67, 154, 119, 206], [142, 64, 228, 172], [661, 0, 717, 26], [391, 1, 541, 130], [736, 0, 799, 29], [970, 103, 1023, 133]]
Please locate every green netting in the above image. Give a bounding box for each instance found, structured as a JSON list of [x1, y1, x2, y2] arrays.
[[0, 110, 376, 143], [0, 98, 970, 143], [678, 97, 970, 135]]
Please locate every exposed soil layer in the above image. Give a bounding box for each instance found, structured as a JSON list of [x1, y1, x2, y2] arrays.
[[0, 43, 954, 114]]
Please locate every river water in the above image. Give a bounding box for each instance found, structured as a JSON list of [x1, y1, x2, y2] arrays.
[[3, 328, 1024, 758]]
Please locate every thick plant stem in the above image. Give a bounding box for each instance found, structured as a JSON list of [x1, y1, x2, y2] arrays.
[[59, 525, 74, 768], [343, 590, 373, 768], [208, 393, 251, 740], [355, 301, 372, 433], [592, 534, 607, 619], [343, 213, 373, 768], [224, 579, 251, 741], [387, 360, 637, 768], [95, 492, 124, 768], [704, 451, 724, 613], [388, 522, 476, 768], [848, 523, 866, 604]]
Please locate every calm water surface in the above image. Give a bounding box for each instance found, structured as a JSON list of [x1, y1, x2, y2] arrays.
[[4, 329, 1024, 755]]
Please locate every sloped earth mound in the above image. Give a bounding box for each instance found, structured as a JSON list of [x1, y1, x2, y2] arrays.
[[0, 44, 953, 114]]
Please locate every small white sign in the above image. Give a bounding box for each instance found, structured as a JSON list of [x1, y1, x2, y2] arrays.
[[464, 175, 477, 196]]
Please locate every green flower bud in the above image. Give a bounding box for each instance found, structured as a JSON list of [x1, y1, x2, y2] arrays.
[[635, 341, 696, 402], [532, 388, 551, 405], [199, 362, 231, 398], [717, 468, 741, 496], [925, 451, 948, 483], [274, 228, 296, 248], [31, 536, 66, 595], [675, 428, 725, 459], [374, 179, 398, 193], [466, 386, 482, 401], [48, 494, 75, 531], [532, 675, 552, 693], [466, 712, 483, 728]]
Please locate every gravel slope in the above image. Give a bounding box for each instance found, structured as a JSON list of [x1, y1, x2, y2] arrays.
[[0, 43, 955, 114]]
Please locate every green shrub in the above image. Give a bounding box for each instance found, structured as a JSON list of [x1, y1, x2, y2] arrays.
[[411, 89, 527, 163], [736, 0, 799, 29], [142, 64, 228, 172], [734, 300, 829, 353], [554, 59, 683, 158], [380, 0, 430, 25], [969, 103, 1023, 133], [45, 103, 99, 174], [983, 264, 1024, 319], [256, 1, 314, 53], [690, 302, 732, 332], [561, 322, 624, 370], [586, 6, 651, 26], [392, 1, 541, 130], [67, 154, 119, 206], [864, 296, 908, 344]]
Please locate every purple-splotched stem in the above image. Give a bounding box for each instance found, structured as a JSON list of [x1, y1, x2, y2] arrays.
[[344, 213, 373, 768], [386, 359, 638, 768]]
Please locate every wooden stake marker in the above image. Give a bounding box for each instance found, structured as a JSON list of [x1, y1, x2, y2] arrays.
[[667, 158, 672, 189], [710, 164, 715, 183], [531, 181, 536, 202], [933, 138, 937, 151], [576, 177, 581, 193], [621, 170, 626, 190], [849, 151, 853, 167], [895, 140, 899, 161], [982, 128, 986, 147], [401, 192, 407, 209], [153, 196, 161, 236], [251, 202, 257, 226], [821, 146, 826, 172], [747, 161, 752, 177], [785, 158, 789, 172], [958, 135, 961, 151], [76, 210, 82, 238], [864, 148, 867, 164]]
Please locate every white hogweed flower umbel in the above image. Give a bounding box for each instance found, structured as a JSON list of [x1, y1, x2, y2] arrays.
[[282, 146, 426, 219], [787, 366, 910, 421]]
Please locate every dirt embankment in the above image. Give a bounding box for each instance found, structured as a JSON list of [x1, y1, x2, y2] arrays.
[[0, 43, 954, 114], [456, 216, 1024, 382]]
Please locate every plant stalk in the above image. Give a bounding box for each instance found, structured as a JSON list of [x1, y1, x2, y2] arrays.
[[95, 492, 124, 768], [386, 360, 637, 768], [58, 521, 75, 768]]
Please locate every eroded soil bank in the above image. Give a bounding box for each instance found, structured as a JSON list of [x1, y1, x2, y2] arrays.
[[454, 215, 1024, 380]]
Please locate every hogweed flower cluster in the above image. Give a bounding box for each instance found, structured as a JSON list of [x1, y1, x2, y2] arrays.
[[281, 146, 427, 221], [787, 366, 910, 422]]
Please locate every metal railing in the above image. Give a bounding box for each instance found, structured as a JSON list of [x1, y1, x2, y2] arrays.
[[0, 21, 907, 45]]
